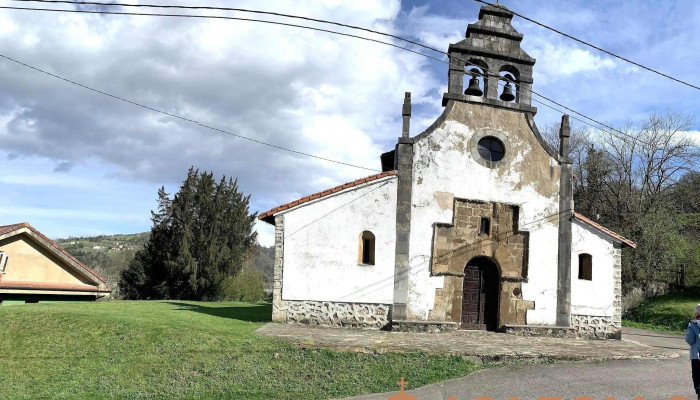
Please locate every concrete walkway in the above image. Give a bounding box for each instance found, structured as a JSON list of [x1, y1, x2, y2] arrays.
[[256, 323, 678, 362], [337, 327, 692, 400]]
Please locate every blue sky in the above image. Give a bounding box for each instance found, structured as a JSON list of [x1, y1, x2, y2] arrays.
[[0, 0, 697, 246]]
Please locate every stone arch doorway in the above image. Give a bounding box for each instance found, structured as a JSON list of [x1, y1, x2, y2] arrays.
[[461, 257, 500, 331]]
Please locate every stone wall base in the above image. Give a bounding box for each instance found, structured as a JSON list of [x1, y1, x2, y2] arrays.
[[503, 324, 576, 338], [572, 314, 621, 339], [284, 300, 390, 329], [391, 320, 458, 333]]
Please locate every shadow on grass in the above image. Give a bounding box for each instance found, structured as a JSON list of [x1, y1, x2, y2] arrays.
[[166, 301, 272, 322]]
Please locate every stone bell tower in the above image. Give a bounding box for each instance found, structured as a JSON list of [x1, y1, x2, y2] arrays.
[[443, 3, 536, 112]]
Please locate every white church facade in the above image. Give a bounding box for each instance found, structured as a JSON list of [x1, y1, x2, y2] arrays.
[[259, 4, 635, 339]]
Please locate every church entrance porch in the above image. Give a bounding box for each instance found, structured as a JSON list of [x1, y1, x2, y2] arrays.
[[461, 257, 500, 331], [428, 199, 534, 328]]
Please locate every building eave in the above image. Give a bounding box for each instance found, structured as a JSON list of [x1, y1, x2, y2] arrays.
[[573, 213, 637, 249], [258, 171, 397, 224]]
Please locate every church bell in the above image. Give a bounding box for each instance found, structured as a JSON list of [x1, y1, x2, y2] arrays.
[[499, 81, 515, 102], [464, 69, 483, 97], [499, 73, 516, 102]]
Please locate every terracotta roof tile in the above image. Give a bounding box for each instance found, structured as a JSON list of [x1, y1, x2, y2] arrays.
[[0, 223, 112, 289], [573, 213, 637, 248], [259, 171, 397, 223], [0, 281, 108, 292]]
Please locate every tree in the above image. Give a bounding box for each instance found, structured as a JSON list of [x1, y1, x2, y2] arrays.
[[220, 268, 265, 302], [544, 112, 699, 290], [119, 168, 257, 300]]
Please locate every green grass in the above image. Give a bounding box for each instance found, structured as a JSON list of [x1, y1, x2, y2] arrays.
[[623, 290, 700, 334], [0, 301, 481, 399]]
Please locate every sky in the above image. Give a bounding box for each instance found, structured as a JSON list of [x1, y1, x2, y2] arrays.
[[0, 0, 698, 246]]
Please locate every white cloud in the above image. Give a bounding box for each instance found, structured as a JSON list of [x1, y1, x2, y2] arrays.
[[0, 0, 697, 243], [0, 0, 441, 240], [527, 40, 617, 84], [401, 6, 463, 53]]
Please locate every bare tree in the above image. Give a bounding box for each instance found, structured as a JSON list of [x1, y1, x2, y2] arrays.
[[595, 112, 697, 288], [542, 112, 699, 289]]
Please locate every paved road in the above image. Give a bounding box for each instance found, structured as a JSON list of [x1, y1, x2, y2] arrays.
[[340, 327, 692, 400]]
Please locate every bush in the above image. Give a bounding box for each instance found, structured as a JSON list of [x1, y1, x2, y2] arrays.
[[221, 269, 265, 302]]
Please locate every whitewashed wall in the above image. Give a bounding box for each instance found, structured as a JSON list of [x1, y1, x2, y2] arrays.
[[280, 177, 397, 304], [407, 104, 561, 324], [570, 220, 616, 317]]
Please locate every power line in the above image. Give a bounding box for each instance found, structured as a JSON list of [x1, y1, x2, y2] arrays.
[[0, 53, 380, 172], [5, 2, 654, 145], [0, 5, 445, 64], [2, 3, 652, 147], [474, 0, 700, 92], [12, 0, 445, 57], [464, 69, 653, 147]]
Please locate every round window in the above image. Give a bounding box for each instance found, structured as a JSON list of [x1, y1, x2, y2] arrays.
[[477, 136, 505, 162]]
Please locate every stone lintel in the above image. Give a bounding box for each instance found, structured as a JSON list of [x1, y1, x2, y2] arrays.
[[448, 44, 536, 66], [442, 93, 537, 113]]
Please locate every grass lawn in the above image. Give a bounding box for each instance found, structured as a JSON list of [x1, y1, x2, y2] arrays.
[[0, 301, 481, 399], [623, 290, 700, 334]]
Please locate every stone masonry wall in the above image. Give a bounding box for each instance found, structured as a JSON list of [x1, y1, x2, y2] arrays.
[[272, 215, 287, 322], [612, 245, 622, 335], [285, 301, 391, 329], [571, 314, 621, 339]]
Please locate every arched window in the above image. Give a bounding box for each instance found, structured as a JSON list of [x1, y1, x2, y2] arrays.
[[578, 253, 592, 280], [358, 231, 375, 265], [463, 59, 488, 97], [499, 65, 520, 103]]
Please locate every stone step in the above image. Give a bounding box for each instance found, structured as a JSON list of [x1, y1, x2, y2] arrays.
[[391, 320, 459, 333], [503, 324, 576, 338]]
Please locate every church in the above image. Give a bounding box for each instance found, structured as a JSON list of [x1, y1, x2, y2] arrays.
[[259, 3, 635, 339]]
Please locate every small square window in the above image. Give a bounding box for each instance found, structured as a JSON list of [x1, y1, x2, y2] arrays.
[[479, 217, 490, 235]]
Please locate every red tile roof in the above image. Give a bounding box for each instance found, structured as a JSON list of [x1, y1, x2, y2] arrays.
[[0, 281, 109, 293], [259, 171, 397, 223], [573, 213, 637, 248], [0, 222, 112, 290]]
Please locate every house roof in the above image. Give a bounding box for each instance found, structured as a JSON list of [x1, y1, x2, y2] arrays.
[[0, 222, 111, 290], [573, 213, 637, 248], [258, 171, 397, 224]]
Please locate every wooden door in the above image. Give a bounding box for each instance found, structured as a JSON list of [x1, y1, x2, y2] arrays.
[[461, 264, 485, 329]]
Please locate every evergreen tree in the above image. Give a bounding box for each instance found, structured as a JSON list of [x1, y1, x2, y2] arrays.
[[119, 168, 257, 300]]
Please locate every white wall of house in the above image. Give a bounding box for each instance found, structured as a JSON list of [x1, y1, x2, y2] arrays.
[[406, 103, 562, 324], [570, 220, 616, 317], [280, 177, 397, 304]]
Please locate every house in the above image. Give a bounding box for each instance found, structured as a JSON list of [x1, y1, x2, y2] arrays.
[[258, 4, 635, 338], [0, 223, 111, 305]]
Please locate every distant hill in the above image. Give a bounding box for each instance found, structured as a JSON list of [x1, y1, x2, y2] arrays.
[[54, 233, 274, 294]]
